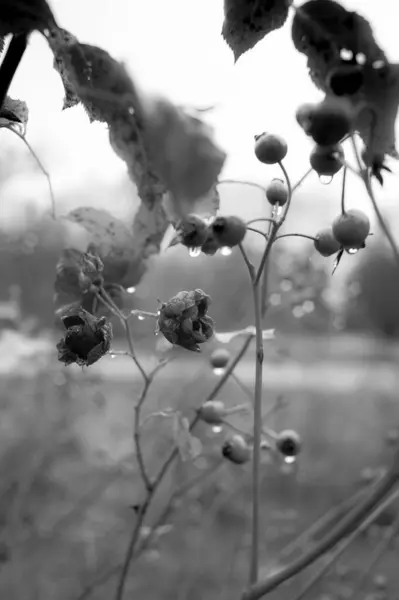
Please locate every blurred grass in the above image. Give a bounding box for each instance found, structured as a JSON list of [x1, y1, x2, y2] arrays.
[[0, 331, 399, 600]]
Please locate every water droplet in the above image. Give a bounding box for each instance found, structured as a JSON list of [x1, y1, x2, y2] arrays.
[[212, 425, 223, 434], [213, 367, 225, 377], [340, 48, 353, 61], [319, 175, 333, 185], [356, 52, 366, 65], [189, 247, 202, 258], [220, 246, 233, 257], [127, 286, 136, 294], [110, 354, 116, 359], [138, 314, 145, 321], [346, 247, 359, 255], [284, 455, 296, 464], [128, 107, 134, 115]]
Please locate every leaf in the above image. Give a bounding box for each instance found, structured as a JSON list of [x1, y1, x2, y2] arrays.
[[163, 184, 220, 225], [46, 27, 80, 110], [64, 207, 145, 288], [0, 96, 29, 132], [172, 413, 203, 462], [291, 0, 399, 166], [222, 0, 292, 62], [0, 0, 56, 36], [139, 95, 226, 216], [215, 327, 275, 344]]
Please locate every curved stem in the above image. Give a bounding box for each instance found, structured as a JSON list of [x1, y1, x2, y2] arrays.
[[247, 226, 268, 239], [340, 166, 347, 215], [274, 233, 317, 242], [217, 179, 266, 194], [247, 218, 274, 226], [277, 161, 292, 227]]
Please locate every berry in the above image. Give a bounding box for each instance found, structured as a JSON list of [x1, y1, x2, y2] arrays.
[[310, 144, 344, 176], [222, 434, 251, 464], [173, 214, 208, 248], [276, 430, 301, 458], [314, 227, 341, 257], [332, 209, 370, 249], [201, 229, 221, 256], [266, 178, 288, 206], [210, 348, 231, 369], [296, 97, 353, 146], [198, 400, 226, 424], [211, 216, 247, 247], [254, 132, 288, 164]]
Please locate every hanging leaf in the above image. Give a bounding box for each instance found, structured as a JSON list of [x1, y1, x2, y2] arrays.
[[139, 95, 226, 215], [46, 27, 80, 111], [172, 413, 203, 462], [163, 184, 220, 226], [291, 0, 399, 171], [215, 327, 275, 344], [0, 0, 56, 36], [222, 0, 292, 62], [64, 207, 145, 288], [0, 96, 28, 132]]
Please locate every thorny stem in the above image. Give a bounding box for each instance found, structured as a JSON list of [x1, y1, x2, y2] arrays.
[[0, 34, 28, 110], [340, 166, 347, 214]]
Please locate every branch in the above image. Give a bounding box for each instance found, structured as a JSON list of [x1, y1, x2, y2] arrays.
[[0, 34, 28, 109], [242, 446, 399, 599]]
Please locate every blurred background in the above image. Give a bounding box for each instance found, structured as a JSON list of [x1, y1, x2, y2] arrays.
[[1, 0, 399, 599]]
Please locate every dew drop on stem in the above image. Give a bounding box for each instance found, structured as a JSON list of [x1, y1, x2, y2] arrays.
[[189, 247, 202, 258], [220, 246, 233, 257], [319, 175, 333, 185], [213, 367, 225, 376]]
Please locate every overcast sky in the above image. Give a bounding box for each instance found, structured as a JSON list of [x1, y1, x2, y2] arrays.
[[1, 0, 399, 228]]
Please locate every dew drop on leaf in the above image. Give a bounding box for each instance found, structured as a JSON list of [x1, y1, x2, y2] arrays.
[[188, 247, 202, 258], [220, 246, 233, 257], [319, 175, 333, 185], [212, 425, 223, 434], [213, 367, 225, 377]]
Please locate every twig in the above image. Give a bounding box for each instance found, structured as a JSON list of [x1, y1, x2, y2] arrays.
[[247, 218, 274, 226], [217, 179, 266, 194], [274, 233, 317, 242], [340, 166, 347, 214], [242, 445, 399, 599], [0, 34, 28, 109], [247, 226, 269, 239]]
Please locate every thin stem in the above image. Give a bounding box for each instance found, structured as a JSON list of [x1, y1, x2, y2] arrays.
[[277, 161, 293, 227], [239, 243, 256, 282], [340, 166, 347, 214], [255, 221, 278, 286], [130, 309, 159, 320], [231, 372, 253, 402], [274, 233, 317, 242], [242, 445, 399, 599], [291, 488, 399, 600], [0, 34, 28, 109], [247, 218, 274, 226], [247, 226, 269, 239], [217, 179, 266, 194], [291, 167, 313, 193]]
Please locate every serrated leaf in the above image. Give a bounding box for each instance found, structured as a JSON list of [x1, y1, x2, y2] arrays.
[[0, 96, 28, 133], [46, 27, 80, 110], [163, 184, 220, 225], [215, 327, 275, 344], [222, 0, 292, 62], [0, 0, 56, 36], [139, 95, 226, 217], [291, 0, 399, 166], [65, 207, 144, 288], [172, 413, 203, 462]]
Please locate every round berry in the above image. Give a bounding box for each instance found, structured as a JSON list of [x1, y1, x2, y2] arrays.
[[201, 228, 221, 256], [296, 97, 353, 146], [314, 227, 341, 257], [210, 348, 231, 369], [254, 132, 288, 164], [211, 216, 247, 247], [222, 434, 251, 464], [327, 64, 364, 96], [174, 214, 208, 248], [276, 430, 301, 458], [198, 400, 226, 424], [266, 178, 288, 206], [332, 209, 370, 249], [310, 144, 344, 176]]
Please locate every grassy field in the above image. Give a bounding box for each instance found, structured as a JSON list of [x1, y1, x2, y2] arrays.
[[0, 330, 399, 600]]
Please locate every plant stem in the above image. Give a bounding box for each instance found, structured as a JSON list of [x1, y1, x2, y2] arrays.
[[0, 34, 28, 109], [340, 166, 347, 214], [274, 233, 317, 242], [217, 179, 266, 194]]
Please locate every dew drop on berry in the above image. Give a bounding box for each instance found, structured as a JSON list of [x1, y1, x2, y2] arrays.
[[346, 247, 359, 255], [189, 247, 202, 258], [138, 314, 146, 321], [127, 286, 136, 294], [220, 246, 233, 257], [212, 425, 223, 434], [128, 107, 134, 115], [284, 455, 297, 464], [356, 52, 367, 65], [319, 175, 333, 185], [213, 367, 225, 377], [340, 48, 353, 61]]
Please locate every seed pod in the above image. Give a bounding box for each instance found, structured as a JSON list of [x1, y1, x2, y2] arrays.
[[211, 216, 247, 247], [266, 178, 288, 206], [254, 132, 288, 164], [198, 400, 226, 424], [314, 227, 341, 257], [222, 434, 251, 464], [276, 429, 302, 458], [332, 209, 370, 249], [210, 348, 231, 369], [310, 144, 344, 176]]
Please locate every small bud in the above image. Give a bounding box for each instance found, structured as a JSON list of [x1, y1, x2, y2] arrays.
[[198, 400, 226, 424], [210, 348, 231, 369], [222, 434, 251, 464]]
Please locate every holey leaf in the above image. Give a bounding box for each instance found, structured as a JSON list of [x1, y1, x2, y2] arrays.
[[222, 0, 292, 62], [64, 207, 146, 289], [292, 0, 399, 168], [139, 94, 226, 218], [0, 0, 56, 36], [46, 28, 80, 111]]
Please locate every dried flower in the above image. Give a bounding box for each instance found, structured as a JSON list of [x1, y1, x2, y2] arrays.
[[157, 289, 214, 352], [57, 308, 112, 367]]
